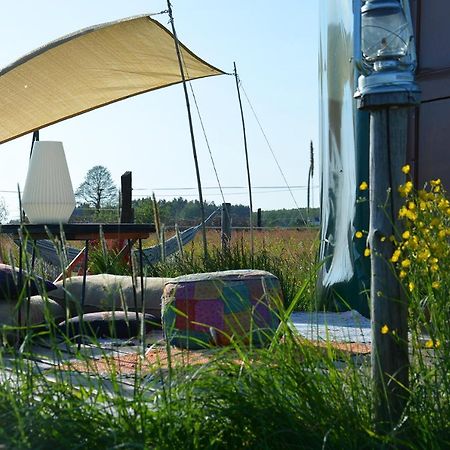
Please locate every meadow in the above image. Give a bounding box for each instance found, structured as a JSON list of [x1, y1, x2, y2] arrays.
[[0, 182, 448, 448]]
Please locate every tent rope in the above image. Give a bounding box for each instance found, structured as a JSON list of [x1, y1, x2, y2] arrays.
[[149, 10, 169, 17], [238, 80, 307, 225], [176, 25, 230, 223], [186, 79, 227, 208]]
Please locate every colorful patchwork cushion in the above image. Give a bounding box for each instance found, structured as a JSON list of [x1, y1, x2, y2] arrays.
[[162, 270, 282, 349]]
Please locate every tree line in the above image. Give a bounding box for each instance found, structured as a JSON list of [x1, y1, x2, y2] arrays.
[[73, 165, 319, 228]]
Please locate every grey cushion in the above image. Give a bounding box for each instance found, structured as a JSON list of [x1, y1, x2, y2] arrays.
[[58, 311, 155, 339], [48, 274, 169, 320], [0, 296, 64, 329]]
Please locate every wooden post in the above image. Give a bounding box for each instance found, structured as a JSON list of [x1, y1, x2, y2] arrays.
[[234, 62, 254, 264], [120, 171, 133, 223], [257, 208, 262, 228], [369, 107, 409, 428], [221, 202, 231, 252], [167, 0, 208, 261]]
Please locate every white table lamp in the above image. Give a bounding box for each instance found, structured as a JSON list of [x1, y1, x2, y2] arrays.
[[22, 141, 76, 224]]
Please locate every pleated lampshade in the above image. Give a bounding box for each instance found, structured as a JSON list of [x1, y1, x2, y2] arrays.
[[22, 141, 76, 224]]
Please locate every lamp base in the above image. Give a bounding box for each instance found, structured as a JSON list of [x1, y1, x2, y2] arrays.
[[355, 71, 420, 109]]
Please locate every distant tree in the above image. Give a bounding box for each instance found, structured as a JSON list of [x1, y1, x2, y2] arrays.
[[133, 198, 154, 224], [0, 197, 8, 223], [76, 166, 118, 213]]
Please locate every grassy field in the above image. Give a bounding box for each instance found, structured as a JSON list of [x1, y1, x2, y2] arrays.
[[0, 200, 448, 449], [140, 227, 319, 310]]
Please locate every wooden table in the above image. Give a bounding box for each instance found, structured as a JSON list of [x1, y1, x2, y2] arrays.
[[0, 223, 155, 241], [0, 223, 155, 341]]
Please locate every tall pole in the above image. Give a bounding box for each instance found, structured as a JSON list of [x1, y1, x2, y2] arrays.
[[355, 0, 420, 432], [355, 0, 420, 428], [368, 105, 409, 427], [29, 130, 39, 158], [233, 62, 254, 262], [166, 1, 208, 260]]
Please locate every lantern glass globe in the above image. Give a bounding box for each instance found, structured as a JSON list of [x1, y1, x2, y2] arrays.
[[361, 2, 410, 63]]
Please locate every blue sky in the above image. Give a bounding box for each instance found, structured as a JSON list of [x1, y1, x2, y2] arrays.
[[0, 1, 319, 221]]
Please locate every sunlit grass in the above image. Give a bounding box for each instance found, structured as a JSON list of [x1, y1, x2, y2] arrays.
[[0, 202, 448, 448]]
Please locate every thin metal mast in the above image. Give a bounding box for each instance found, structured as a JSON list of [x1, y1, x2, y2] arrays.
[[166, 1, 208, 260], [233, 62, 254, 261]]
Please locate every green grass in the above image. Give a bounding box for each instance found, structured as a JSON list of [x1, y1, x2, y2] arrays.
[[0, 219, 449, 449], [0, 304, 448, 449]]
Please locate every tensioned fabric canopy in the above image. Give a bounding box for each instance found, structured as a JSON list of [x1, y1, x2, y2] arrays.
[[0, 14, 225, 144]]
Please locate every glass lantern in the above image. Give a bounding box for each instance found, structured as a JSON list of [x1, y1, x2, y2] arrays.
[[355, 0, 420, 103], [361, 0, 410, 69]]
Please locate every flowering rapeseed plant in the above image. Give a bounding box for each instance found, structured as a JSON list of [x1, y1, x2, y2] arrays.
[[392, 169, 449, 335]]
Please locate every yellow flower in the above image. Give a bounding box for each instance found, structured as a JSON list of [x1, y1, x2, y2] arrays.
[[418, 248, 431, 261], [402, 230, 410, 240], [402, 164, 411, 174], [425, 339, 441, 349], [399, 270, 407, 279], [408, 281, 415, 292], [364, 248, 371, 257], [432, 281, 440, 289], [381, 325, 389, 335], [398, 185, 407, 197], [430, 179, 441, 187], [380, 236, 386, 242], [390, 249, 401, 263], [408, 201, 416, 210], [401, 259, 411, 268], [431, 264, 439, 273], [355, 231, 363, 239], [409, 236, 419, 250], [438, 198, 449, 211], [405, 210, 418, 221], [359, 181, 368, 191]]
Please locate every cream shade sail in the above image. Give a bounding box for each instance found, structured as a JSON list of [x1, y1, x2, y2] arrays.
[[0, 14, 225, 144]]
